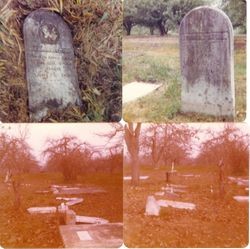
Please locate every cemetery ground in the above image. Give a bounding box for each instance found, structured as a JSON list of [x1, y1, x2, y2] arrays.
[[0, 172, 122, 248], [124, 165, 249, 248], [123, 35, 246, 122]]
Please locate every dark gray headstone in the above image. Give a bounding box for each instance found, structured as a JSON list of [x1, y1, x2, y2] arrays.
[[23, 10, 81, 121], [180, 7, 235, 119]]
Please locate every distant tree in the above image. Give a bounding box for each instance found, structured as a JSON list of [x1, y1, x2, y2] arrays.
[[123, 0, 209, 35], [124, 123, 141, 186], [221, 0, 246, 33], [141, 124, 197, 168], [196, 124, 249, 175], [0, 128, 38, 209], [43, 135, 91, 182]]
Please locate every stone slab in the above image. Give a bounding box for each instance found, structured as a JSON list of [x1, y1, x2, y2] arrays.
[[157, 200, 196, 210], [23, 10, 81, 121], [76, 216, 109, 224], [56, 197, 83, 206], [59, 223, 123, 248], [233, 196, 249, 203], [228, 177, 249, 186], [180, 6, 234, 118], [123, 82, 162, 104], [27, 206, 56, 214], [123, 176, 149, 180], [145, 196, 160, 216], [53, 187, 106, 195]]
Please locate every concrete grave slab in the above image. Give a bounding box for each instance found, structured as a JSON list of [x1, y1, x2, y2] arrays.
[[123, 82, 162, 104], [233, 196, 249, 203], [228, 177, 249, 186], [161, 186, 187, 193], [157, 200, 196, 210], [27, 207, 56, 214], [180, 7, 234, 118], [181, 174, 200, 178], [145, 196, 160, 216], [59, 223, 123, 248], [53, 186, 106, 195], [23, 10, 81, 121], [76, 216, 109, 224], [123, 176, 149, 180], [155, 191, 165, 196], [56, 197, 83, 206]]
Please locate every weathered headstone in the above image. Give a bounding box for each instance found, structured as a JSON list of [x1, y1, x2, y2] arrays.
[[59, 223, 123, 248], [145, 195, 160, 216], [180, 7, 235, 119], [23, 10, 81, 121]]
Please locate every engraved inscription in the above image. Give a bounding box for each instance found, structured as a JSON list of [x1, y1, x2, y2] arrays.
[[39, 23, 60, 44], [184, 32, 228, 41], [27, 51, 73, 80]]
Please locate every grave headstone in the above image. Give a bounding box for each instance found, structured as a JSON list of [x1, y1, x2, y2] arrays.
[[145, 196, 160, 216], [59, 223, 123, 248], [65, 210, 76, 225], [180, 6, 235, 119], [23, 10, 81, 121]]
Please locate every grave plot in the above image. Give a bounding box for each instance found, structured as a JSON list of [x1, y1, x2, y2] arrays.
[[123, 82, 162, 104], [51, 185, 107, 195], [59, 223, 123, 248], [123, 176, 149, 180], [124, 166, 249, 247]]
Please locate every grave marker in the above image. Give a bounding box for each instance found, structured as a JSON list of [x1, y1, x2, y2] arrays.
[[59, 223, 123, 248], [23, 10, 81, 121], [180, 6, 235, 119]]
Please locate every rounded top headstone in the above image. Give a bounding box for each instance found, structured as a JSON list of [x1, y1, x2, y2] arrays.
[[23, 9, 73, 50], [180, 6, 233, 34]]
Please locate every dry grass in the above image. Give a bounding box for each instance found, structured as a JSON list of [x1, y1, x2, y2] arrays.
[[0, 0, 122, 122], [123, 35, 246, 122], [0, 172, 123, 248], [124, 165, 249, 247]]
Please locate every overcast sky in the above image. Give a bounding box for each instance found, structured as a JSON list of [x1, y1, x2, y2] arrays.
[[0, 123, 122, 164], [0, 122, 248, 163]]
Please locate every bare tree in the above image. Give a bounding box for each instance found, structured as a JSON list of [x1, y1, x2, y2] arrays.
[[124, 123, 141, 186], [141, 124, 197, 168], [43, 135, 91, 181], [0, 126, 36, 209]]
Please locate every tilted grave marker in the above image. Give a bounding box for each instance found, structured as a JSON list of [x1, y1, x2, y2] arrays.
[[23, 10, 81, 121]]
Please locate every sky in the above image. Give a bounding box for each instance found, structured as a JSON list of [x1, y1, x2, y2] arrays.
[[134, 123, 249, 158], [0, 122, 249, 163], [0, 123, 122, 164]]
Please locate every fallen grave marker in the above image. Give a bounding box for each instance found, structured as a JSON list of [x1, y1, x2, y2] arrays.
[[59, 223, 123, 248], [123, 176, 149, 180], [157, 199, 196, 210], [233, 196, 249, 203], [123, 82, 162, 104]]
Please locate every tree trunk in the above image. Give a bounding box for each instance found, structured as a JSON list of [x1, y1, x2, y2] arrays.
[[150, 26, 154, 35], [12, 179, 21, 209], [125, 123, 141, 186]]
